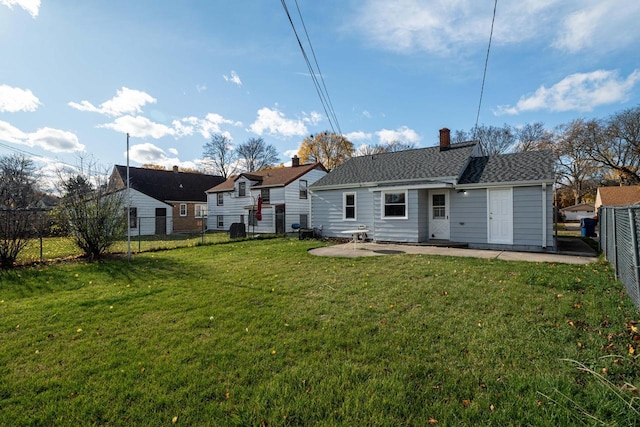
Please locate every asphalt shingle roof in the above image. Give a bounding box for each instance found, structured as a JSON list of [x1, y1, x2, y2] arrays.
[[458, 150, 555, 184], [112, 165, 225, 202], [311, 142, 477, 188], [597, 186, 640, 206], [207, 163, 326, 192]]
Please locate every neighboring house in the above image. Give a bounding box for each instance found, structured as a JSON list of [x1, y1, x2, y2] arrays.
[[109, 165, 225, 235], [560, 203, 595, 221], [595, 186, 640, 211], [206, 157, 327, 234], [310, 128, 556, 252]]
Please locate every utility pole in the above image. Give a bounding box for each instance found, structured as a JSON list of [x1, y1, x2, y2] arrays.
[[127, 133, 131, 262]]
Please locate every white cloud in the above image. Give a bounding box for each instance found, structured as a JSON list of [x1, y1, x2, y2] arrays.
[[375, 126, 420, 144], [128, 142, 197, 170], [0, 120, 26, 143], [223, 70, 243, 86], [351, 0, 639, 56], [196, 84, 207, 93], [197, 113, 242, 138], [0, 120, 84, 152], [1, 0, 40, 18], [496, 69, 640, 115], [98, 115, 176, 139], [168, 148, 179, 155], [249, 107, 308, 138], [302, 111, 323, 126], [552, 2, 640, 53], [345, 131, 372, 142], [69, 87, 156, 117], [362, 110, 372, 119], [0, 85, 41, 112], [27, 127, 85, 153]]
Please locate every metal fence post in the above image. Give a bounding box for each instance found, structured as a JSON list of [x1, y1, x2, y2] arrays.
[[629, 208, 640, 305], [612, 208, 618, 281]]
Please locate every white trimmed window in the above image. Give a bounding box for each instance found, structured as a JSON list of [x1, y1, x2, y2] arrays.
[[217, 215, 224, 229], [180, 203, 187, 216], [238, 181, 246, 197], [195, 204, 206, 218], [382, 191, 407, 219], [217, 193, 224, 206], [299, 180, 308, 199], [344, 192, 356, 220]]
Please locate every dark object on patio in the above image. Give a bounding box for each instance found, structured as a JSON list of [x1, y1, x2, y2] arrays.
[[580, 218, 597, 237], [229, 222, 246, 239]]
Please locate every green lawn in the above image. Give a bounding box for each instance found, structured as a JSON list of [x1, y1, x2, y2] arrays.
[[17, 232, 232, 264], [1, 238, 638, 425]]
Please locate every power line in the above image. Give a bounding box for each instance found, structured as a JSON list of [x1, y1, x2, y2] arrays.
[[281, 0, 341, 135], [474, 0, 498, 151]]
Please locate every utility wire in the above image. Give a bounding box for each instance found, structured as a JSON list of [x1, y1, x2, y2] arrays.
[[281, 0, 340, 135], [293, 0, 341, 135], [474, 0, 498, 152]]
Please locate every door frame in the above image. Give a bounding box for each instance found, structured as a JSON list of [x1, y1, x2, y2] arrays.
[[428, 189, 450, 240], [487, 187, 513, 244]]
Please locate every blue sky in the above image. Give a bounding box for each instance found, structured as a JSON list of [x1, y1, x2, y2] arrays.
[[1, 0, 639, 186]]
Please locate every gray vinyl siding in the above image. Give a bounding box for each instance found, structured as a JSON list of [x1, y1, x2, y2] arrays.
[[450, 189, 487, 244], [513, 186, 554, 248], [417, 190, 429, 241], [311, 188, 374, 237], [372, 189, 420, 243]]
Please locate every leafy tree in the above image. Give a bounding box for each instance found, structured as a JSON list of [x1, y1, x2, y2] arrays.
[[202, 133, 237, 179], [236, 137, 280, 172], [298, 132, 354, 170], [0, 155, 40, 268], [57, 167, 126, 260]]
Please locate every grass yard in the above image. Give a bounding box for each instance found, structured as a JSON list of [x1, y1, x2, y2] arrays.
[[1, 238, 638, 425], [17, 232, 232, 264]]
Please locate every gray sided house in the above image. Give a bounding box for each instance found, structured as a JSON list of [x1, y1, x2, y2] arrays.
[[109, 165, 224, 236], [310, 128, 556, 252]]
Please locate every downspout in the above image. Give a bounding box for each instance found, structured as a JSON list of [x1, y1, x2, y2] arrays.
[[542, 183, 548, 248]]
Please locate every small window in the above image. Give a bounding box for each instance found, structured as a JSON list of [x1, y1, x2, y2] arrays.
[[299, 214, 309, 229], [129, 207, 137, 228], [432, 194, 445, 219], [195, 204, 206, 218], [217, 215, 224, 229], [261, 188, 270, 204], [238, 182, 246, 197], [299, 180, 308, 199], [180, 203, 187, 216], [217, 193, 224, 206], [383, 191, 407, 218], [344, 192, 356, 220]]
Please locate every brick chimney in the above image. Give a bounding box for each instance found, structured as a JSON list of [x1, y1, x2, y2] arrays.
[[173, 165, 179, 173], [292, 155, 300, 167], [439, 128, 451, 151]]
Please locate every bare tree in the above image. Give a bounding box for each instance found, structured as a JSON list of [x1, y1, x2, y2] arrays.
[[472, 124, 516, 155], [298, 132, 354, 170], [202, 133, 237, 179], [355, 140, 416, 156], [236, 137, 280, 172], [514, 122, 553, 152], [553, 120, 603, 205], [57, 164, 126, 260], [452, 129, 471, 143], [585, 106, 640, 184], [0, 155, 41, 268]]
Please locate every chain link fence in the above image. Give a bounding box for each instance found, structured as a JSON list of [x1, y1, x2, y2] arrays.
[[600, 205, 640, 311]]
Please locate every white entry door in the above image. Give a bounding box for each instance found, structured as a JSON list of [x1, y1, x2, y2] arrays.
[[488, 188, 513, 244], [429, 190, 450, 240]]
